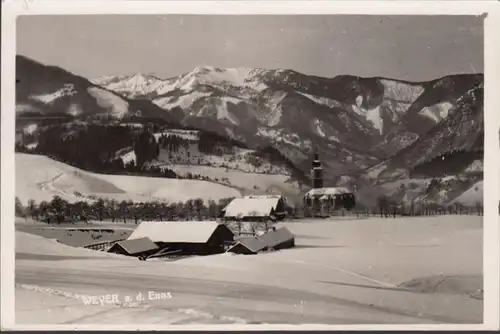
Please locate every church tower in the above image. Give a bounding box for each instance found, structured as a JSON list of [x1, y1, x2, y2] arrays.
[[311, 150, 323, 189]]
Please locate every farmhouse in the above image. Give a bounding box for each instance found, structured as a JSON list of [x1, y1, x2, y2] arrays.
[[127, 221, 235, 256], [303, 152, 356, 217], [107, 237, 159, 257], [227, 226, 295, 255], [221, 195, 289, 221]]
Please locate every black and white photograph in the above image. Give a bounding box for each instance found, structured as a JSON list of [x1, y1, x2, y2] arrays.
[[2, 0, 500, 330]]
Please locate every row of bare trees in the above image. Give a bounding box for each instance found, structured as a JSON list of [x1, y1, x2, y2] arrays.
[[287, 197, 483, 219], [15, 195, 235, 224], [374, 195, 483, 217], [14, 193, 484, 225]]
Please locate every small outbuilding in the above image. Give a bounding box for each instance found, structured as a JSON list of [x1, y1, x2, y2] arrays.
[[107, 237, 159, 257], [128, 221, 235, 256], [227, 226, 295, 255], [221, 195, 289, 221], [227, 237, 268, 255], [259, 226, 295, 250]]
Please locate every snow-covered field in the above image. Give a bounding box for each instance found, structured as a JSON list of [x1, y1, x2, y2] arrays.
[[161, 165, 302, 200], [15, 220, 133, 248], [452, 181, 484, 206], [15, 153, 241, 205], [87, 87, 130, 119], [14, 215, 482, 326]]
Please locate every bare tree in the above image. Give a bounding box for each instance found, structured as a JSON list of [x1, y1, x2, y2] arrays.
[[475, 201, 483, 216], [377, 195, 389, 218], [27, 199, 37, 220]]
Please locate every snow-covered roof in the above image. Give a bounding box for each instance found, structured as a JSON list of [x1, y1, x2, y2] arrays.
[[223, 196, 283, 218], [228, 237, 268, 253], [259, 227, 295, 248], [243, 195, 282, 200], [227, 227, 295, 253], [109, 237, 159, 255], [304, 187, 352, 197], [128, 221, 231, 243]]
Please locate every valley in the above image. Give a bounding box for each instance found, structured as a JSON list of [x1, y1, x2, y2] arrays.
[[15, 55, 484, 209]]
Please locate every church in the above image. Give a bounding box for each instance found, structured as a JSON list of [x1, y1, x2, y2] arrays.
[[303, 152, 356, 217]]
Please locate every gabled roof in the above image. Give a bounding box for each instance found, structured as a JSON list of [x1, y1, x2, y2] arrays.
[[258, 227, 295, 248], [223, 196, 284, 218], [305, 187, 352, 197], [128, 221, 232, 243], [109, 237, 159, 255], [227, 227, 295, 254], [232, 237, 268, 253], [238, 238, 267, 252]]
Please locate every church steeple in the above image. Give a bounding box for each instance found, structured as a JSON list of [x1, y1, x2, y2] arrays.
[[311, 149, 323, 189]]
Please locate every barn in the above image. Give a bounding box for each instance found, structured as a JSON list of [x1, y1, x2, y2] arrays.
[[107, 237, 159, 257], [127, 221, 235, 256], [227, 226, 295, 255], [221, 195, 289, 221]]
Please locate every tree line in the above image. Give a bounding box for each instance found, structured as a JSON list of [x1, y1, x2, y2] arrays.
[[373, 194, 483, 217], [15, 195, 236, 224], [15, 193, 483, 226], [289, 198, 483, 218], [16, 123, 179, 178], [198, 131, 247, 154]]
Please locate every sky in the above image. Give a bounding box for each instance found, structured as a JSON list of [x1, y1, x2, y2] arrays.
[[16, 15, 483, 82]]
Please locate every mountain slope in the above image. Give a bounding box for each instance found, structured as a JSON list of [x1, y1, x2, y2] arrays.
[[361, 82, 484, 183], [16, 55, 483, 208], [15, 153, 242, 205], [94, 67, 483, 180], [15, 56, 310, 202], [16, 55, 178, 125]]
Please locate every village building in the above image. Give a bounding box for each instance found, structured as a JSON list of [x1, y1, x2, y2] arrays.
[[303, 152, 356, 217], [227, 237, 268, 255], [221, 195, 289, 221], [127, 221, 235, 256], [259, 226, 295, 250], [107, 237, 159, 258], [227, 226, 295, 255]]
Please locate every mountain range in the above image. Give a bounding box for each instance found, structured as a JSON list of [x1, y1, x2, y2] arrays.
[[91, 63, 484, 180], [15, 55, 484, 206]]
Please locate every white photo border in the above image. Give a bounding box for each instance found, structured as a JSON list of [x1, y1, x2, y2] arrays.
[[2, 0, 499, 331]]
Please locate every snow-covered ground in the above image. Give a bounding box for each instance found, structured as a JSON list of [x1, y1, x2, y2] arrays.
[[160, 165, 301, 200], [15, 153, 241, 205], [87, 87, 130, 119], [30, 84, 78, 104], [452, 181, 483, 206], [14, 215, 482, 326]]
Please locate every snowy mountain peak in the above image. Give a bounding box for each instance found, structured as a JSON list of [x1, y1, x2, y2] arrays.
[[193, 65, 217, 73], [131, 73, 158, 81]]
